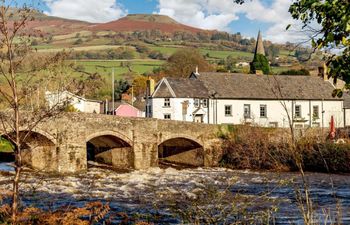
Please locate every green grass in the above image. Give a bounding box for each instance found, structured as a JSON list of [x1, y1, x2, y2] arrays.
[[0, 137, 13, 153], [199, 49, 254, 60], [74, 60, 164, 79], [149, 46, 254, 60], [271, 66, 294, 74], [149, 46, 181, 55]]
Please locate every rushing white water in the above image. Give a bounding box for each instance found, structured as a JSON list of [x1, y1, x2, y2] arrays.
[[0, 162, 14, 172], [0, 163, 349, 224]]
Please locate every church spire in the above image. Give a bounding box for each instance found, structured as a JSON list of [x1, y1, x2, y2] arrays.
[[254, 30, 265, 56]]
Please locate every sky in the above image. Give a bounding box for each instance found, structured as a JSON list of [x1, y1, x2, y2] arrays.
[[16, 0, 310, 44]]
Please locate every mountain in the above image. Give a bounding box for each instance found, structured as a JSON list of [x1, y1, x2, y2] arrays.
[[15, 10, 92, 35], [90, 14, 210, 34]]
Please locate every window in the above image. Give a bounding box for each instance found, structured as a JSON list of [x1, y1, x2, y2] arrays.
[[313, 105, 319, 119], [225, 105, 232, 116], [164, 114, 171, 120], [202, 99, 208, 108], [194, 99, 200, 107], [260, 105, 267, 118], [295, 105, 302, 118], [164, 98, 170, 107], [244, 104, 251, 118]]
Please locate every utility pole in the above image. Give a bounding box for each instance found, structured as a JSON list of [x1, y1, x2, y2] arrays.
[[112, 68, 115, 115], [131, 84, 134, 106]]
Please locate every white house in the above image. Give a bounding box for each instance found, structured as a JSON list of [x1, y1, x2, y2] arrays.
[[147, 72, 344, 128], [45, 91, 102, 113]]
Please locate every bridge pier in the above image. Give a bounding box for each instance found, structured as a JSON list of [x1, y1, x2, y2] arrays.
[[133, 142, 158, 169], [56, 144, 87, 173]]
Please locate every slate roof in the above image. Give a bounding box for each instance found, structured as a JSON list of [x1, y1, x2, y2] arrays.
[[152, 77, 209, 98], [343, 93, 350, 108], [152, 72, 341, 101], [198, 73, 340, 100]]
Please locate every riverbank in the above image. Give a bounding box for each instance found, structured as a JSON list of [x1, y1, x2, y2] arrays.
[[219, 126, 350, 173]]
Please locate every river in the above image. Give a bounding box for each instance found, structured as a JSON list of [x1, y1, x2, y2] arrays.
[[0, 162, 349, 224]]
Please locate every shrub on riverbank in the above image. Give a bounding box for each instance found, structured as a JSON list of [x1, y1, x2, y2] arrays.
[[220, 126, 350, 173]]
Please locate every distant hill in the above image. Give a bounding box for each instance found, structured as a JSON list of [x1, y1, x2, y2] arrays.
[[12, 10, 92, 35], [91, 14, 210, 34]]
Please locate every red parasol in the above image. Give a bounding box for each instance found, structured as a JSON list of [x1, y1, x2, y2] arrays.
[[329, 115, 336, 140]]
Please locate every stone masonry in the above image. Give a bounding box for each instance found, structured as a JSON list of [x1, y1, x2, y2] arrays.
[[1, 113, 224, 174]]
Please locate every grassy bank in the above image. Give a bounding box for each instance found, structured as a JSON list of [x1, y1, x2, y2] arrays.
[[219, 126, 350, 173], [0, 137, 13, 153]]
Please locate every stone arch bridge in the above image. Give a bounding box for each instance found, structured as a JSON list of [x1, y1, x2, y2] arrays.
[[1, 113, 224, 174]]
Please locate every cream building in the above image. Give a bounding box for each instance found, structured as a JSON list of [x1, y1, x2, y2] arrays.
[[45, 91, 102, 114], [147, 72, 344, 128]]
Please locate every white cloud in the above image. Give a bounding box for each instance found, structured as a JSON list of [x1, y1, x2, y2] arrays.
[[155, 0, 239, 31], [155, 0, 313, 44], [44, 0, 127, 23]]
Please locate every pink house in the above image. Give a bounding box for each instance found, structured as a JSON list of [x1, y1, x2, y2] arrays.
[[114, 102, 144, 118]]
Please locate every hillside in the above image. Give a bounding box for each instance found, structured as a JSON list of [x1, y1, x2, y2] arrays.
[[15, 10, 92, 35], [91, 14, 210, 34]]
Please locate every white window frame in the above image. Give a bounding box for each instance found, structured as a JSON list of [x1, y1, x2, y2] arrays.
[[260, 105, 267, 118], [202, 99, 208, 108], [313, 105, 319, 119], [225, 105, 232, 117], [244, 104, 251, 119], [295, 105, 302, 118], [164, 98, 170, 107], [164, 114, 171, 120], [194, 99, 200, 108]]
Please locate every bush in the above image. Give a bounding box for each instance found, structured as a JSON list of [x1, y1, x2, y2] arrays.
[[220, 126, 350, 173], [280, 68, 310, 75], [74, 38, 83, 45]]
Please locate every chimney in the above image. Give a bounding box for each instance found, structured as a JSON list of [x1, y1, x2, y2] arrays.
[[147, 76, 155, 96], [318, 63, 328, 81]]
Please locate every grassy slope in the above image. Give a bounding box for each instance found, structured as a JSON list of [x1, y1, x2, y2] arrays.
[[74, 60, 164, 79], [0, 138, 13, 153]]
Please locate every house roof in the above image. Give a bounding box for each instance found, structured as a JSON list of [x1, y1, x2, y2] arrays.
[[46, 90, 103, 103], [152, 72, 341, 101], [152, 77, 209, 98], [343, 93, 350, 108], [197, 73, 340, 100]]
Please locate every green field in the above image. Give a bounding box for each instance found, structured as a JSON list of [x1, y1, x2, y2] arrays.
[[74, 60, 164, 79], [199, 49, 253, 60], [0, 137, 13, 153], [149, 46, 253, 60]]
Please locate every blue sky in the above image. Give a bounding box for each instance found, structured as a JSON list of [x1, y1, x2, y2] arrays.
[[16, 0, 306, 43]]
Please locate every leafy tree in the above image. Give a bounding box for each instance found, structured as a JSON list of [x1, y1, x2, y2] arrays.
[[225, 55, 236, 72], [250, 54, 270, 75], [288, 0, 350, 83], [114, 79, 131, 100], [74, 38, 83, 45], [265, 45, 280, 60], [294, 48, 312, 62], [163, 48, 213, 78]]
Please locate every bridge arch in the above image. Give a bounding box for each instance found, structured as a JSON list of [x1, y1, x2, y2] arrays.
[[0, 130, 57, 171], [158, 136, 204, 167], [86, 130, 134, 169]]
